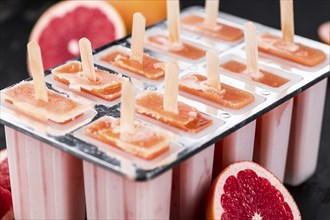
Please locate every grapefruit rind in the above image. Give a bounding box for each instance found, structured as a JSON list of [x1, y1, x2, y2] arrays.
[[206, 161, 301, 220]]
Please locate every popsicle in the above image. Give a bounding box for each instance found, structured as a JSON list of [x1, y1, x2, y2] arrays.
[[257, 0, 326, 67], [179, 50, 255, 110], [232, 22, 293, 182], [172, 49, 256, 181], [52, 38, 124, 101], [135, 61, 213, 220], [99, 13, 165, 80], [3, 42, 86, 219], [181, 0, 243, 42], [221, 22, 293, 181], [136, 62, 212, 133], [85, 81, 172, 160], [221, 23, 289, 89], [145, 0, 206, 61], [83, 81, 174, 219], [2, 43, 90, 124]]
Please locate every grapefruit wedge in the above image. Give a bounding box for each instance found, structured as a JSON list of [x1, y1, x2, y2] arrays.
[[207, 161, 301, 220], [29, 0, 126, 70]]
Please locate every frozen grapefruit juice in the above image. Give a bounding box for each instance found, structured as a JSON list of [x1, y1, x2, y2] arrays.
[[52, 61, 124, 101], [99, 50, 165, 80], [81, 116, 173, 219], [181, 14, 243, 42], [285, 78, 328, 186], [2, 81, 90, 219], [221, 60, 293, 182], [146, 35, 206, 61], [257, 34, 327, 184], [135, 90, 214, 220], [178, 72, 257, 180], [258, 33, 326, 67]]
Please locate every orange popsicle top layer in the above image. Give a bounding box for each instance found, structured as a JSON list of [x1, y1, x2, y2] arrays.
[[100, 50, 165, 80], [52, 61, 124, 101], [2, 81, 89, 124], [181, 14, 243, 42], [147, 35, 206, 60], [136, 91, 212, 133], [85, 117, 171, 160], [258, 33, 326, 67], [179, 74, 255, 110], [221, 60, 289, 88]]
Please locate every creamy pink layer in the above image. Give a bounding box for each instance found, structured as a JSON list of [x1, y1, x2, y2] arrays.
[[83, 161, 172, 219], [171, 145, 214, 220], [254, 99, 293, 182], [285, 79, 328, 186], [5, 127, 85, 219]]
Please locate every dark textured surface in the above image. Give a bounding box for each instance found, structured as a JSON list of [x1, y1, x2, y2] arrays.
[[0, 0, 329, 219]]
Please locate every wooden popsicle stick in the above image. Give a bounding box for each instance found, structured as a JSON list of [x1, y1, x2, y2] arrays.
[[131, 12, 146, 64], [244, 22, 260, 78], [280, 0, 295, 45], [120, 80, 136, 134], [164, 61, 179, 113], [204, 0, 219, 27], [167, 0, 181, 44], [27, 41, 48, 102], [206, 50, 221, 90], [79, 38, 96, 82]]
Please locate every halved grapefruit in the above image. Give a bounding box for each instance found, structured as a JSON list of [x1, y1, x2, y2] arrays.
[[207, 161, 301, 220], [29, 0, 126, 70], [318, 21, 330, 45]]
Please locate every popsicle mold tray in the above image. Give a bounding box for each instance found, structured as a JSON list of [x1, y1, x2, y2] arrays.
[[1, 7, 329, 181]]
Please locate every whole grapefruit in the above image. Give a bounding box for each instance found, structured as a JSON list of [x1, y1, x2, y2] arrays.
[[29, 0, 126, 70]]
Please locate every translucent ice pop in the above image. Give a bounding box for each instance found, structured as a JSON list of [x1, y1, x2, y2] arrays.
[[181, 0, 243, 42], [257, 0, 327, 184], [258, 0, 326, 67], [179, 50, 257, 179], [99, 13, 166, 80], [3, 42, 87, 219], [52, 38, 124, 101], [83, 81, 174, 219], [179, 51, 255, 110], [136, 62, 214, 219], [145, 0, 206, 61], [221, 23, 293, 181]]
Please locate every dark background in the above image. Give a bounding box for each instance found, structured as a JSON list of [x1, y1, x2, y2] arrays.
[[0, 0, 329, 219]]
